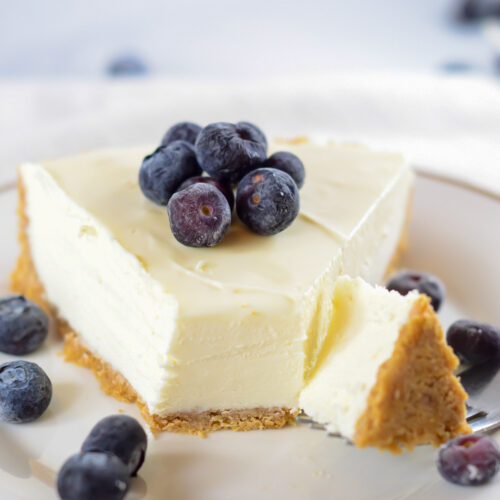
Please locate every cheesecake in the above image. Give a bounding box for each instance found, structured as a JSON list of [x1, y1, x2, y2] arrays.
[[10, 140, 468, 449], [300, 277, 470, 452]]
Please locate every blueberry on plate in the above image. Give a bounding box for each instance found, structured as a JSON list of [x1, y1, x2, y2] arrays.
[[386, 271, 445, 311], [57, 451, 130, 500], [168, 183, 231, 247], [447, 319, 500, 365], [0, 295, 49, 355], [82, 415, 147, 476], [161, 121, 202, 147], [195, 122, 267, 184], [236, 168, 300, 236], [178, 176, 235, 211], [0, 360, 52, 423], [262, 151, 305, 189], [437, 434, 500, 486], [139, 142, 202, 206]]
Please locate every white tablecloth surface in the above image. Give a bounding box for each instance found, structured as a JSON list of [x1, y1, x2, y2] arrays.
[[1, 73, 499, 195]]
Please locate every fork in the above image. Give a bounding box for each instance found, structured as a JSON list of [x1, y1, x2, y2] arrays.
[[461, 358, 500, 434], [296, 358, 500, 438]]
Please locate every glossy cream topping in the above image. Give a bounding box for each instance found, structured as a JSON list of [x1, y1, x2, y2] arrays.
[[21, 141, 413, 415]]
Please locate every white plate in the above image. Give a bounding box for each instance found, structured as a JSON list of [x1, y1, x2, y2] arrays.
[[0, 173, 499, 500]]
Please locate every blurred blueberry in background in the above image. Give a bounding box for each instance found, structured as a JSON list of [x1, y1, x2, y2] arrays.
[[107, 54, 149, 77], [457, 0, 500, 22], [438, 60, 477, 72]]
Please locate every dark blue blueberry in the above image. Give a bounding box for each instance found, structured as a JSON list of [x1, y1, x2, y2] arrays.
[[178, 176, 234, 211], [261, 151, 305, 189], [167, 183, 231, 247], [0, 360, 52, 423], [57, 451, 130, 500], [82, 415, 147, 476], [447, 320, 500, 365], [161, 122, 202, 147], [139, 142, 202, 206], [236, 121, 267, 149], [107, 55, 148, 77], [0, 295, 49, 355], [386, 271, 445, 311], [166, 139, 196, 157], [195, 122, 267, 184], [456, 0, 500, 22], [236, 168, 300, 236], [437, 434, 500, 486]]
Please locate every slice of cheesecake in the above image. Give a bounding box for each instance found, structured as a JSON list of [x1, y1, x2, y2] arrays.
[[300, 276, 470, 452], [13, 140, 420, 437]]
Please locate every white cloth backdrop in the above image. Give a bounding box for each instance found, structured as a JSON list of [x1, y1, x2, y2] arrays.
[[1, 73, 499, 194]]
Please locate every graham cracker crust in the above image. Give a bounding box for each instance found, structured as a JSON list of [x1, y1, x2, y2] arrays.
[[354, 295, 470, 453], [10, 176, 296, 435]]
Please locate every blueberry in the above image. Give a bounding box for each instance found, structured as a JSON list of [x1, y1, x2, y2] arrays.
[[261, 151, 305, 189], [437, 434, 500, 486], [0, 295, 49, 355], [107, 55, 148, 77], [0, 360, 52, 423], [168, 183, 231, 247], [456, 0, 500, 22], [166, 139, 196, 157], [236, 121, 268, 149], [386, 271, 445, 311], [447, 320, 500, 365], [178, 176, 235, 211], [139, 142, 202, 206], [195, 122, 267, 184], [57, 451, 130, 500], [236, 168, 300, 236], [82, 415, 147, 476], [161, 121, 202, 147]]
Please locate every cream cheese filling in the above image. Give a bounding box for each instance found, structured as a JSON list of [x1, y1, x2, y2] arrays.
[[20, 141, 413, 416]]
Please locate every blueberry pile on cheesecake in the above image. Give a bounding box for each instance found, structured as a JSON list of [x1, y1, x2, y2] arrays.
[[10, 122, 473, 451], [139, 121, 304, 246]]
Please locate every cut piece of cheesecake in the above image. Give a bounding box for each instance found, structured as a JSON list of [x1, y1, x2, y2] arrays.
[[300, 276, 470, 453], [12, 140, 415, 435]]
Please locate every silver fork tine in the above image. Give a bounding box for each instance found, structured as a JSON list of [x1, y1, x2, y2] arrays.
[[468, 413, 500, 434], [466, 407, 485, 421], [295, 414, 315, 425], [309, 422, 326, 430], [295, 413, 327, 431]]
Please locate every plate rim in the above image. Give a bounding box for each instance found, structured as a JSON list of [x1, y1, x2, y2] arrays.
[[414, 168, 500, 202]]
